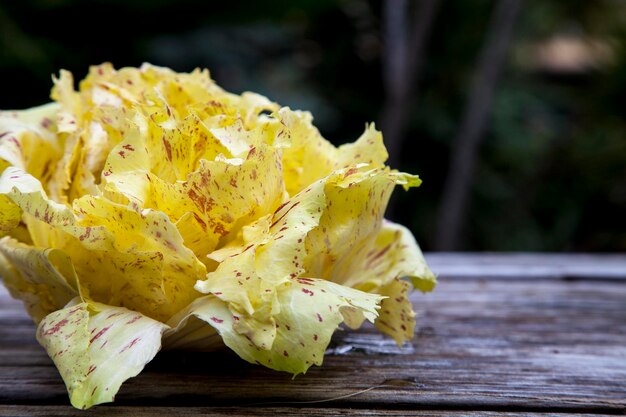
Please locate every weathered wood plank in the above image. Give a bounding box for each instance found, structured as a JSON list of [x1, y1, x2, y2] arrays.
[[1, 270, 625, 413], [425, 253, 626, 279], [0, 405, 619, 417]]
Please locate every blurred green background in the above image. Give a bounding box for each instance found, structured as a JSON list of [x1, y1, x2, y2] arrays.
[[1, 0, 624, 251]]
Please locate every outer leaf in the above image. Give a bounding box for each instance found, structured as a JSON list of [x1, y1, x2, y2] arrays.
[[298, 168, 434, 334], [375, 278, 416, 345], [171, 279, 382, 375], [303, 167, 406, 285], [37, 300, 168, 409], [351, 221, 436, 344], [358, 220, 436, 292]]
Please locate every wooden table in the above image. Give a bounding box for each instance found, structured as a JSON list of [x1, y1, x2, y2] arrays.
[[1, 254, 625, 416]]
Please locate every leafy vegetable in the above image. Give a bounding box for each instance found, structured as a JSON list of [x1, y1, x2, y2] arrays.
[[0, 63, 435, 409]]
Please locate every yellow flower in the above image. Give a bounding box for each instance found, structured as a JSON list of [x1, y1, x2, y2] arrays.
[[0, 63, 435, 409]]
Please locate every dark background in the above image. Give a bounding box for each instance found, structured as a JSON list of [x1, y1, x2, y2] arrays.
[[1, 0, 624, 252]]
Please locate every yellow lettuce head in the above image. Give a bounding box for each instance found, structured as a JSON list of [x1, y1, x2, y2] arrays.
[[0, 63, 435, 409]]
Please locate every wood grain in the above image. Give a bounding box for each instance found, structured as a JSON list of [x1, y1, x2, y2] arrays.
[[1, 254, 625, 416]]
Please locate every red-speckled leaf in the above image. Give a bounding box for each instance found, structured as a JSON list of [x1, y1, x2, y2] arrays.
[[0, 102, 60, 176], [193, 176, 329, 351], [375, 277, 417, 345], [172, 278, 381, 375], [192, 168, 404, 373], [275, 108, 337, 196], [0, 104, 61, 235], [299, 167, 433, 334], [303, 167, 417, 287], [0, 167, 206, 322], [335, 123, 388, 169], [37, 299, 168, 409], [351, 220, 435, 344], [279, 110, 390, 196], [358, 220, 436, 293], [100, 113, 286, 262], [195, 177, 327, 315]]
